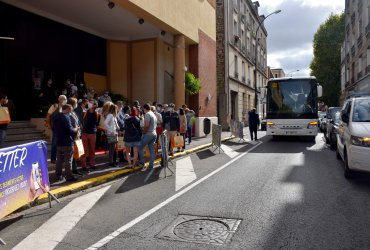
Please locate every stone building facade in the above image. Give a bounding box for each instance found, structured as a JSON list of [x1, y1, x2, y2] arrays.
[[217, 0, 268, 129], [341, 0, 370, 99]]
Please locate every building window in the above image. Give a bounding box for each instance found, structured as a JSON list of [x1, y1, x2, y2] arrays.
[[242, 61, 245, 81], [275, 74, 278, 78], [367, 49, 370, 72], [233, 19, 238, 37], [234, 55, 238, 78], [358, 17, 362, 36], [241, 29, 245, 48]]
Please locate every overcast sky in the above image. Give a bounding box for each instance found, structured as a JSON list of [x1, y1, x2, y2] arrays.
[[258, 0, 344, 77]]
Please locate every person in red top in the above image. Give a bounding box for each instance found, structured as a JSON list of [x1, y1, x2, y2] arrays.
[[81, 100, 100, 171]]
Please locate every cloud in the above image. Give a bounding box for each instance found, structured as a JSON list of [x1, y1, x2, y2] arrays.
[[258, 0, 344, 76]]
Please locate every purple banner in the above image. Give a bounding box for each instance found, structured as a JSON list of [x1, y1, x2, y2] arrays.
[[0, 141, 49, 219]]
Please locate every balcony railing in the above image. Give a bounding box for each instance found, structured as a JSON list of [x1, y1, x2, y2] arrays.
[[242, 76, 246, 82], [366, 23, 370, 37], [357, 71, 363, 79], [234, 72, 239, 78], [351, 45, 355, 56]]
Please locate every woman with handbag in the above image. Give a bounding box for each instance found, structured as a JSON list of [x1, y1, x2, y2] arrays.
[[123, 107, 142, 168], [104, 104, 119, 167], [179, 108, 187, 152]]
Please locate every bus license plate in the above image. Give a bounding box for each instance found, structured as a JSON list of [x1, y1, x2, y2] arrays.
[[286, 131, 297, 135]]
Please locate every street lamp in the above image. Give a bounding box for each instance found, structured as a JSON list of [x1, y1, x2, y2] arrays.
[[254, 9, 281, 110], [286, 69, 300, 77]]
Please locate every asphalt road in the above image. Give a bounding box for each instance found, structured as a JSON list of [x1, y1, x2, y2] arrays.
[[2, 132, 370, 250]]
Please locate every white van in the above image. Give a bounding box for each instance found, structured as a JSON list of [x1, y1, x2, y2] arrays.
[[336, 94, 370, 178]]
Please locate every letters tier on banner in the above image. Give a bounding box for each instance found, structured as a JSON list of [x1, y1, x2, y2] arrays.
[[0, 141, 50, 219]]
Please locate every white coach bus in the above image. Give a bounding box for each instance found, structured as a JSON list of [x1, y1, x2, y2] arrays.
[[261, 76, 323, 141]]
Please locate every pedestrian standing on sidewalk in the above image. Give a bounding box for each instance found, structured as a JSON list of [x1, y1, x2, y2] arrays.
[[163, 103, 180, 155], [81, 100, 100, 171], [75, 99, 88, 127], [161, 104, 168, 119], [123, 106, 141, 168], [152, 105, 163, 142], [54, 104, 79, 182], [185, 108, 195, 144], [46, 95, 67, 164], [248, 108, 260, 141], [104, 104, 119, 167], [179, 108, 187, 151], [0, 93, 9, 148], [139, 103, 157, 171], [67, 97, 83, 176]]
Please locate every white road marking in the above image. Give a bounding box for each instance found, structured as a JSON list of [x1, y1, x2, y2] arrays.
[[13, 185, 111, 250], [176, 157, 197, 191], [86, 141, 263, 250], [220, 144, 240, 158]]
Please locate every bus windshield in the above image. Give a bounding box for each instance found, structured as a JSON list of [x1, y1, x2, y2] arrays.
[[266, 79, 318, 119]]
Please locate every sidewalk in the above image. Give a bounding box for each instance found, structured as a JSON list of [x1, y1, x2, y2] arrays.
[[36, 127, 253, 205]]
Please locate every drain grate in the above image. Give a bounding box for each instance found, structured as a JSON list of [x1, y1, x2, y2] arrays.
[[157, 215, 241, 245]]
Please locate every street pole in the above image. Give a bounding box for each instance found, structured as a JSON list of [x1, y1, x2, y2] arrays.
[[254, 10, 281, 111]]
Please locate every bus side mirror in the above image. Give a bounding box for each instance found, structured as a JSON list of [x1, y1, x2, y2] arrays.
[[317, 85, 323, 97], [260, 87, 267, 100]]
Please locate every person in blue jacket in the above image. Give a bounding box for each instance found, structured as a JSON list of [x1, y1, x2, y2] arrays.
[[53, 104, 79, 182]]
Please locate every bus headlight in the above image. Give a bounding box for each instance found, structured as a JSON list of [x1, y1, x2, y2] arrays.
[[267, 122, 275, 128], [351, 136, 370, 147], [307, 121, 318, 129]]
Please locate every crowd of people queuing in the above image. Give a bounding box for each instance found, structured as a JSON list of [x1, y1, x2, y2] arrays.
[[45, 92, 196, 182]]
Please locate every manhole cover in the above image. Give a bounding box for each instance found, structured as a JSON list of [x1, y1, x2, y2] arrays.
[[157, 215, 241, 245]]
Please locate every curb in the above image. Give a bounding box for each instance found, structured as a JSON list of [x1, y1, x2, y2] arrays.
[[25, 136, 235, 209]]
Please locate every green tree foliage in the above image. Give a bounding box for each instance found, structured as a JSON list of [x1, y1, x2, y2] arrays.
[[310, 13, 344, 106], [185, 72, 201, 95]]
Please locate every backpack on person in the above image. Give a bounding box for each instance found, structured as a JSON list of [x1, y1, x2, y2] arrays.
[[124, 117, 141, 141]]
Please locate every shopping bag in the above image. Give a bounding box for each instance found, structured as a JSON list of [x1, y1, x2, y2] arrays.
[[117, 136, 125, 151], [0, 107, 11, 125], [171, 133, 184, 148], [73, 139, 85, 159], [144, 143, 158, 157]]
